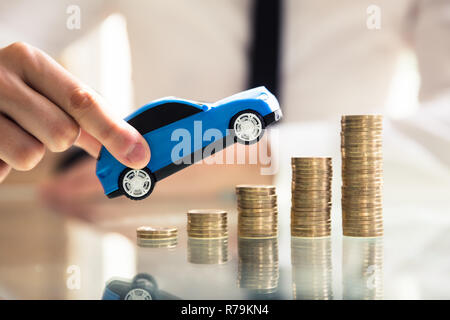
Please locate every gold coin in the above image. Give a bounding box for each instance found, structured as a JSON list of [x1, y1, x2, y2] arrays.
[[236, 185, 276, 194], [291, 205, 331, 211], [343, 219, 384, 225], [291, 228, 331, 234], [136, 226, 178, 241], [292, 219, 331, 226], [292, 203, 331, 209], [291, 231, 331, 237], [238, 221, 278, 226], [188, 209, 227, 215], [238, 205, 277, 210], [343, 216, 384, 223], [187, 232, 229, 237], [291, 159, 332, 163], [136, 226, 178, 234], [291, 211, 330, 217], [238, 213, 278, 219], [238, 223, 278, 228], [343, 230, 383, 236], [187, 220, 228, 225]]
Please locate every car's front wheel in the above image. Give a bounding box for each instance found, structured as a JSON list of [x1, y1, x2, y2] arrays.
[[119, 167, 155, 200], [229, 110, 265, 144]]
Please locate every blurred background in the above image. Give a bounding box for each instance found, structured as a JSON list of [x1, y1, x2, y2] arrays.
[[0, 0, 449, 299]]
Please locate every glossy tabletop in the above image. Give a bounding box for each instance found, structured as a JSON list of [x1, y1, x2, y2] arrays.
[[0, 185, 449, 300]]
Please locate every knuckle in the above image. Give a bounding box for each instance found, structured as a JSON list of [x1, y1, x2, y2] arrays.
[[69, 88, 98, 114], [4, 42, 28, 55], [48, 120, 80, 152], [13, 141, 45, 171], [6, 42, 38, 68]]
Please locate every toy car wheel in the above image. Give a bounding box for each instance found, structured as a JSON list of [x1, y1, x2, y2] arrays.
[[124, 288, 153, 300], [230, 110, 265, 144], [119, 167, 155, 200]]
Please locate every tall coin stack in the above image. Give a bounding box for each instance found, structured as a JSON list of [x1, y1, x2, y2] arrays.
[[341, 115, 383, 237], [187, 209, 228, 239], [237, 238, 279, 294], [291, 158, 332, 238], [236, 185, 278, 239]]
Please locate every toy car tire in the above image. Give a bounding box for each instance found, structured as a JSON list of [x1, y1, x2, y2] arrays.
[[118, 167, 156, 200], [229, 110, 266, 145]]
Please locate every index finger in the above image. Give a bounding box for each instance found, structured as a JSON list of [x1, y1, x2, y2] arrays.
[[11, 42, 150, 169]]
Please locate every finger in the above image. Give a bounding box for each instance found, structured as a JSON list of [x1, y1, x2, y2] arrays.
[[0, 69, 80, 152], [0, 114, 45, 171], [74, 129, 102, 158], [5, 42, 150, 169], [0, 160, 11, 183]]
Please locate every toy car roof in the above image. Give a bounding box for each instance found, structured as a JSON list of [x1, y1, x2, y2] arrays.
[[125, 86, 270, 121]]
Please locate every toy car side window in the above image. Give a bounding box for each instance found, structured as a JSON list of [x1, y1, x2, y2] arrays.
[[128, 102, 202, 135]]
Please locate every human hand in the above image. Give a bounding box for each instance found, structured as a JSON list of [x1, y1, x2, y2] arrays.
[[0, 42, 150, 182]]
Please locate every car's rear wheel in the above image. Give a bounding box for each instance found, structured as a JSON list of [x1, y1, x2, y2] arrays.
[[119, 167, 155, 200], [229, 110, 265, 144]]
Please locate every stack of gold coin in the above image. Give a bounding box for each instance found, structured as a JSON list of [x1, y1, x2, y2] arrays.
[[291, 237, 333, 300], [188, 238, 228, 264], [343, 237, 384, 299], [236, 185, 278, 239], [237, 238, 279, 294], [187, 209, 228, 239], [341, 115, 383, 237], [136, 226, 178, 248], [291, 158, 332, 238]]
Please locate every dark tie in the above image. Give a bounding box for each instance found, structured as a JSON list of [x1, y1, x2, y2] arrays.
[[248, 0, 283, 98]]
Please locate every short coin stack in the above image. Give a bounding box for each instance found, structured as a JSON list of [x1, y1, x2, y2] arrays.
[[188, 238, 228, 264], [136, 226, 178, 248], [237, 238, 279, 294], [187, 209, 228, 239], [341, 115, 383, 237], [236, 185, 278, 239], [291, 238, 333, 300], [291, 158, 332, 238]]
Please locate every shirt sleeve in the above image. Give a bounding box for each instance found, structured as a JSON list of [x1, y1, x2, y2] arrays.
[[411, 0, 450, 102]]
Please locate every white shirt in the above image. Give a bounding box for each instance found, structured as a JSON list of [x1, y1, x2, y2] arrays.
[[1, 0, 449, 119]]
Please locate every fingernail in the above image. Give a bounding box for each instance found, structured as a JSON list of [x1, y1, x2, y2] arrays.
[[126, 142, 146, 165]]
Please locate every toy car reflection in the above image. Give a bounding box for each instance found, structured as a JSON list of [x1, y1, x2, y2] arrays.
[[96, 86, 282, 200], [102, 273, 180, 300]]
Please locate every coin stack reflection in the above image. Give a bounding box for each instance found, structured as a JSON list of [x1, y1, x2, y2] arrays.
[[136, 226, 178, 248], [343, 237, 384, 299], [291, 237, 333, 300], [236, 185, 278, 239], [188, 238, 228, 264], [291, 158, 332, 238], [237, 238, 279, 294], [341, 115, 383, 237], [187, 209, 228, 239]]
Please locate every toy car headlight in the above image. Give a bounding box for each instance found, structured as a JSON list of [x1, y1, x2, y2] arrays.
[[274, 109, 282, 121]]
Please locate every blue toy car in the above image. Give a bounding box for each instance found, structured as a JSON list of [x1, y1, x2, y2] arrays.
[[96, 86, 282, 200]]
